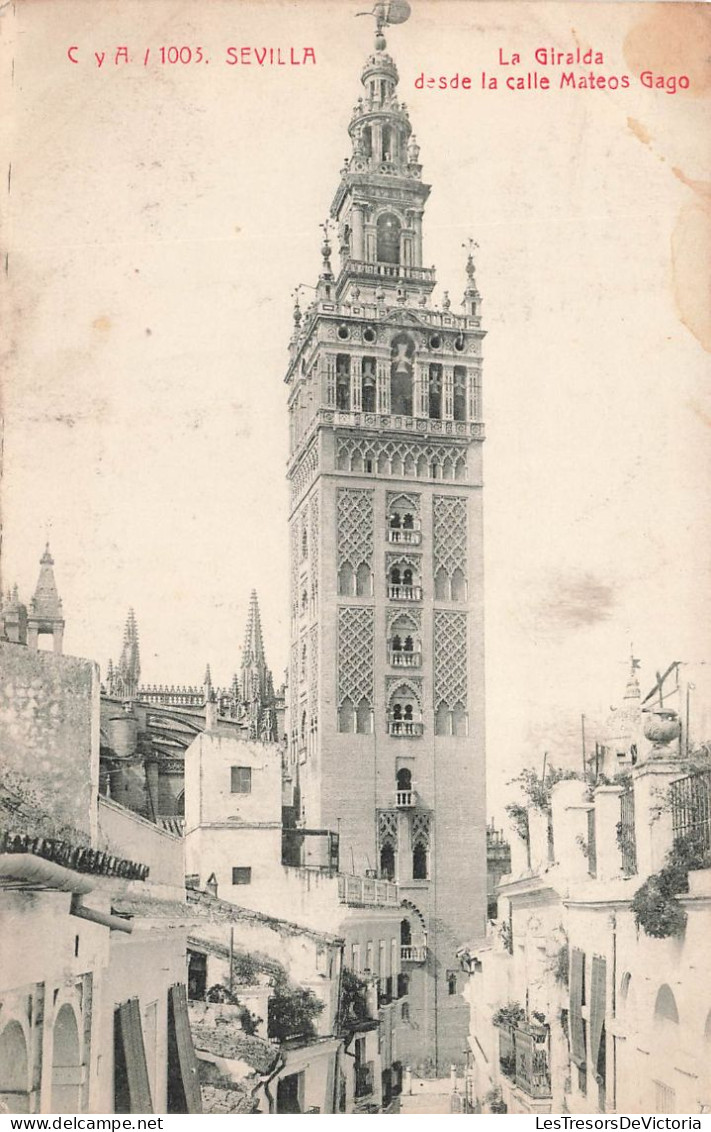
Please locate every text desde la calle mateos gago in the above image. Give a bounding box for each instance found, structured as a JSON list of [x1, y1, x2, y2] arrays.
[[415, 46, 691, 93]]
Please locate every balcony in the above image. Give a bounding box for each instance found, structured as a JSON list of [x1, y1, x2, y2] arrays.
[[339, 258, 436, 287], [387, 528, 422, 545], [396, 790, 414, 808], [337, 873, 399, 907], [388, 585, 422, 602], [400, 945, 427, 963], [389, 649, 421, 668], [498, 1023, 551, 1101], [387, 721, 424, 738]]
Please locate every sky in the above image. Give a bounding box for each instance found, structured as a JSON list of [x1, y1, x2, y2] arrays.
[[2, 0, 710, 810]]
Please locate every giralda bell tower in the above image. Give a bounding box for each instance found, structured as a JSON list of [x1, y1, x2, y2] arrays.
[[284, 1, 486, 1071]]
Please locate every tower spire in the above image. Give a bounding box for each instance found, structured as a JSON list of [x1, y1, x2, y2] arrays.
[[238, 590, 276, 740], [27, 543, 65, 653]]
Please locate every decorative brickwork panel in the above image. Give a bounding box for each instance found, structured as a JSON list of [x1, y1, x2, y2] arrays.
[[290, 519, 300, 623], [337, 607, 374, 708], [412, 812, 432, 848], [337, 488, 374, 570], [433, 496, 468, 577], [310, 492, 319, 607], [337, 437, 467, 481], [309, 624, 318, 728], [434, 611, 468, 709], [290, 441, 319, 505], [378, 810, 399, 850]]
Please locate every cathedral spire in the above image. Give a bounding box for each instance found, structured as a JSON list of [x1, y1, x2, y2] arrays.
[[27, 543, 65, 653], [112, 608, 141, 698], [242, 589, 266, 668]]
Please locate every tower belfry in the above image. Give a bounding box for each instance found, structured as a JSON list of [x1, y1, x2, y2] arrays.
[[285, 7, 486, 1071]]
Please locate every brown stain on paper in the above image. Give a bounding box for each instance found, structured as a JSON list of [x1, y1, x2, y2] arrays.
[[92, 316, 112, 333], [623, 3, 711, 353], [623, 3, 711, 97]]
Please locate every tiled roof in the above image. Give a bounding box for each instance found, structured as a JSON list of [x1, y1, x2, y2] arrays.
[[191, 1024, 278, 1074], [111, 889, 344, 945]]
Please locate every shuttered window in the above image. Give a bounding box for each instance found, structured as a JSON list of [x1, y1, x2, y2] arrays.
[[570, 948, 587, 1071], [114, 999, 153, 1114], [167, 984, 202, 1114], [590, 956, 607, 1083]]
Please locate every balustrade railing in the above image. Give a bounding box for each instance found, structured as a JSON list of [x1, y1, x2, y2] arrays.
[[400, 945, 427, 962], [389, 649, 421, 667], [396, 790, 414, 808], [387, 720, 424, 737], [388, 585, 422, 601], [497, 1024, 551, 1099], [387, 528, 422, 545], [337, 873, 399, 906]]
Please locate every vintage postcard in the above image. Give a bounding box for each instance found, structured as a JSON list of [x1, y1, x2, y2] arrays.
[[0, 0, 710, 1118]]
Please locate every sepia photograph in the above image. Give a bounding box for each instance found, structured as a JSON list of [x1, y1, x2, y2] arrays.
[[0, 0, 710, 1118]]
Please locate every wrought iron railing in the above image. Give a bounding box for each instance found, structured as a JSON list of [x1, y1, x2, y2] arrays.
[[619, 788, 637, 876], [670, 769, 711, 856]]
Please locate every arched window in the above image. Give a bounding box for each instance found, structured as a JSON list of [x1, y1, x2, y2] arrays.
[[397, 767, 412, 791], [403, 704, 413, 722], [453, 367, 467, 421], [429, 364, 442, 419], [390, 566, 401, 587], [51, 1005, 82, 1114], [403, 568, 413, 587], [403, 636, 413, 653], [336, 355, 350, 411], [0, 1021, 29, 1113], [390, 333, 414, 416], [175, 790, 185, 817], [362, 358, 377, 412], [356, 698, 372, 734], [413, 842, 428, 880], [390, 512, 402, 529], [392, 635, 402, 652], [403, 513, 414, 530], [654, 985, 679, 1026], [380, 843, 395, 881], [356, 563, 372, 596], [377, 212, 401, 264], [448, 972, 458, 996], [400, 919, 412, 946], [393, 703, 403, 722], [338, 563, 355, 596], [338, 699, 354, 733]]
